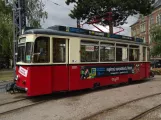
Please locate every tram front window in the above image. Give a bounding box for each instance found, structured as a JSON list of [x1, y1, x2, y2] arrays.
[[17, 42, 33, 63], [25, 42, 33, 63], [17, 44, 25, 62]]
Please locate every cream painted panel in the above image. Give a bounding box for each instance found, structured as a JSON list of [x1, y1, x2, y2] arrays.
[[69, 38, 80, 64], [140, 45, 143, 61], [26, 35, 36, 42]]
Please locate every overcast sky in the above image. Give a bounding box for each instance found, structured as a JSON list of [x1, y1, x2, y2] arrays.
[[42, 0, 139, 36]]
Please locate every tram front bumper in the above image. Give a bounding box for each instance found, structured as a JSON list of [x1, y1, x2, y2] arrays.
[[15, 84, 27, 91]]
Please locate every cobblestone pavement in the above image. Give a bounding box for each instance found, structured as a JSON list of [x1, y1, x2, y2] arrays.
[[0, 76, 161, 120]]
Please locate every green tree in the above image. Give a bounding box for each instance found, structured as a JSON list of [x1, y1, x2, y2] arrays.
[[26, 0, 48, 28], [0, 0, 48, 68], [150, 24, 161, 57], [66, 0, 155, 34], [0, 0, 13, 67]]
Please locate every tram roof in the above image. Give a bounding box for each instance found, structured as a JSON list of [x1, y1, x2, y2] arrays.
[[24, 28, 147, 45], [24, 28, 111, 40]]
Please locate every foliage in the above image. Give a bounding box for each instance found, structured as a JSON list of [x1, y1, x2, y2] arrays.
[[66, 0, 155, 33], [0, 0, 48, 66], [150, 24, 161, 56], [25, 0, 48, 28], [0, 0, 13, 66], [151, 68, 161, 75]]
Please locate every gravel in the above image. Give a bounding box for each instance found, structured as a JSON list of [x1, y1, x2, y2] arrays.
[[136, 106, 161, 120], [87, 93, 161, 120], [0, 76, 161, 120]]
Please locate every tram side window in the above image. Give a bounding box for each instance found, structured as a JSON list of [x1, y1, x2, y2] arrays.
[[33, 37, 50, 63], [116, 44, 128, 61], [147, 48, 150, 61], [100, 43, 115, 62], [143, 47, 146, 61], [129, 45, 139, 61], [81, 41, 99, 62], [53, 38, 66, 63]]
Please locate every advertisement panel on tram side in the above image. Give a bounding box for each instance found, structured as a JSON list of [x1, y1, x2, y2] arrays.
[[80, 64, 141, 80]]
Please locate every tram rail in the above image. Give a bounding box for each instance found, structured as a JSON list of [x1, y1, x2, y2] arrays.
[[82, 92, 161, 120], [130, 104, 161, 120]]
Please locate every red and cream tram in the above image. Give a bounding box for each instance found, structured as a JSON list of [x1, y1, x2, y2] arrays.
[[15, 25, 150, 96]]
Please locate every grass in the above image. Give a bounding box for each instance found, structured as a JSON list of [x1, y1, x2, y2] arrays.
[[0, 69, 14, 81]]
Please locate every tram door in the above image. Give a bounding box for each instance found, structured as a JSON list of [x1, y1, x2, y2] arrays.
[[52, 37, 69, 92]]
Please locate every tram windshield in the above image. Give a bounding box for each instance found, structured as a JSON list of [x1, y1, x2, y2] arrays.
[[17, 38, 33, 63], [17, 44, 25, 62]]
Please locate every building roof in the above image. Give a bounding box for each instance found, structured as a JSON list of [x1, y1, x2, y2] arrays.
[[130, 21, 139, 27]]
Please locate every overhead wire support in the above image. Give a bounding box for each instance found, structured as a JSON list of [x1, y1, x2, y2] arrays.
[[5, 0, 26, 79]]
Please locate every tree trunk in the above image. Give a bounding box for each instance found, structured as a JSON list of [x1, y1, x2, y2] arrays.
[[77, 19, 81, 28], [109, 21, 113, 34]]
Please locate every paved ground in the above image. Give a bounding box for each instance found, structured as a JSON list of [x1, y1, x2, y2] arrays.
[[0, 76, 161, 120]]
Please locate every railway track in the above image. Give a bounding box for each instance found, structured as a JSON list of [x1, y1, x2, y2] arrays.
[[0, 81, 12, 93], [130, 104, 161, 120], [0, 91, 87, 116], [82, 92, 161, 120], [0, 81, 11, 87], [0, 95, 55, 116], [0, 78, 156, 118]]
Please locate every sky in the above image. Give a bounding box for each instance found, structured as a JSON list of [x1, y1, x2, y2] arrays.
[[41, 0, 139, 36]]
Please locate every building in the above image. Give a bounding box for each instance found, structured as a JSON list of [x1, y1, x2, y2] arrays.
[[130, 0, 161, 59]]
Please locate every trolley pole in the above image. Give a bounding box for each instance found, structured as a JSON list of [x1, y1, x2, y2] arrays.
[[12, 8, 16, 78]]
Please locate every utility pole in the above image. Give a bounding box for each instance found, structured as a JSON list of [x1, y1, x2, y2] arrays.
[[5, 0, 26, 78]]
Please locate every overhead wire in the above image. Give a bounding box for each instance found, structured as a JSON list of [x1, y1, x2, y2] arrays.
[[44, 0, 133, 34], [46, 0, 71, 11]]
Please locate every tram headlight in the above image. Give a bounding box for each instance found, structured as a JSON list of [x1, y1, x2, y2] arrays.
[[15, 75, 19, 81], [25, 88, 28, 91]]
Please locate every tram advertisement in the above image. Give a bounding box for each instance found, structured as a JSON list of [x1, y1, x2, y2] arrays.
[[80, 64, 134, 80]]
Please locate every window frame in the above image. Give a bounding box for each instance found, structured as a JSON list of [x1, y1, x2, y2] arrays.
[[115, 43, 128, 62], [100, 42, 115, 62], [80, 40, 99, 63], [52, 37, 67, 64], [33, 36, 50, 63], [129, 45, 140, 62]]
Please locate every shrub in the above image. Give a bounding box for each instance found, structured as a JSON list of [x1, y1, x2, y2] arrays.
[[151, 68, 161, 75]]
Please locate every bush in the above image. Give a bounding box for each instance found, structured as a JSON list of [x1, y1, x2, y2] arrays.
[[151, 68, 161, 75]]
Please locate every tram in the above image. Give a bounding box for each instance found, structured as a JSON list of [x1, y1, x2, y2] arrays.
[[14, 25, 151, 96]]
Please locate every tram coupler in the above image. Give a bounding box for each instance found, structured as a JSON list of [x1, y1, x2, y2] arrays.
[[5, 81, 16, 94]]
